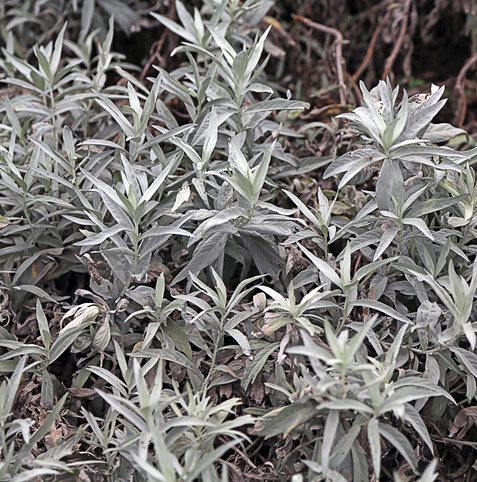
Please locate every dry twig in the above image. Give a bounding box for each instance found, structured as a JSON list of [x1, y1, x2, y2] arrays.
[[351, 8, 392, 87], [454, 52, 477, 127], [381, 0, 411, 80], [263, 16, 297, 47], [293, 14, 347, 105], [140, 30, 169, 80], [141, 2, 176, 80]]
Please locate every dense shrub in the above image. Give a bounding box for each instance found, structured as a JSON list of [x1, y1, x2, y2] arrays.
[[1, 1, 477, 481]]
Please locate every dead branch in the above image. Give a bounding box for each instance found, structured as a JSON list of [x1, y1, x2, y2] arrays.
[[293, 14, 347, 105], [263, 16, 297, 47], [381, 0, 411, 80], [140, 30, 169, 80], [455, 52, 477, 127], [351, 8, 392, 86], [141, 1, 176, 80]]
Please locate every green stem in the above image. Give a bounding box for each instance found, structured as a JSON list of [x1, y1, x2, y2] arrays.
[[201, 314, 225, 397], [48, 87, 57, 149]]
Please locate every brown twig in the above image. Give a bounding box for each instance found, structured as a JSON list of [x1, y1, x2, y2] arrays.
[[140, 30, 169, 80], [263, 16, 297, 47], [26, 11, 65, 60], [353, 0, 394, 20], [381, 0, 411, 80], [454, 52, 477, 127], [293, 14, 347, 105], [141, 2, 175, 80], [351, 8, 392, 86]]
